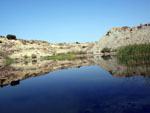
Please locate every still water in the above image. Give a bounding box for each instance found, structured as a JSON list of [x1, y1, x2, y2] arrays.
[[0, 56, 150, 113]]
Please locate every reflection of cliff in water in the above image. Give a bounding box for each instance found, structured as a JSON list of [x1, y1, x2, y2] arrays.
[[0, 58, 95, 87], [96, 56, 150, 78], [1, 56, 150, 87]]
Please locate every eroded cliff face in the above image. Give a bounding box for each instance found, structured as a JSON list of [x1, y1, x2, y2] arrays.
[[0, 37, 94, 59], [89, 23, 150, 54]]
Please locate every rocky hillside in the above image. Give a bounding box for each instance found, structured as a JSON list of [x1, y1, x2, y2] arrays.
[[1, 23, 150, 59], [89, 23, 150, 54], [0, 37, 94, 59]]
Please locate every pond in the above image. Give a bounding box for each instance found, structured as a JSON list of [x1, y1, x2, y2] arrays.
[[0, 56, 150, 113]]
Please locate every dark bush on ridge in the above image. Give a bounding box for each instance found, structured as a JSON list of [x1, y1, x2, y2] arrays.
[[6, 34, 17, 40], [75, 42, 80, 44]]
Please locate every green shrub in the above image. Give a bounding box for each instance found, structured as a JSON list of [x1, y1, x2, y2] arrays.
[[6, 34, 16, 40], [82, 46, 87, 48], [32, 54, 37, 59], [24, 55, 28, 59], [75, 42, 80, 44], [101, 48, 111, 53], [0, 35, 5, 38], [74, 51, 86, 54]]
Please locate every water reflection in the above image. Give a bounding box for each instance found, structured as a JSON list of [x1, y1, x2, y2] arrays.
[[1, 56, 150, 113], [0, 55, 150, 87]]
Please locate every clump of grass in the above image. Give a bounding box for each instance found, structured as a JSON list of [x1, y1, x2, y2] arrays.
[[117, 43, 150, 56], [5, 56, 15, 66], [116, 43, 150, 65], [42, 54, 76, 60]]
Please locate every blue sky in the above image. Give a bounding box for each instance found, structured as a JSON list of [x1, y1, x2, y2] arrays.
[[0, 0, 150, 43]]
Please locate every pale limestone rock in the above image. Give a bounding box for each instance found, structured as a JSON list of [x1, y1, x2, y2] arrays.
[[89, 24, 150, 54], [0, 36, 94, 58]]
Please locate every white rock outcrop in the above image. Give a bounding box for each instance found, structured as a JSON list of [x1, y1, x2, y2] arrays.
[[89, 23, 150, 54]]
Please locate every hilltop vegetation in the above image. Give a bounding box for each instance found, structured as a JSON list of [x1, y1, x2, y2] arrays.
[[6, 34, 17, 40]]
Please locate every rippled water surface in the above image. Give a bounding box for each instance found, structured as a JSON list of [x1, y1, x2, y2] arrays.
[[1, 57, 150, 113]]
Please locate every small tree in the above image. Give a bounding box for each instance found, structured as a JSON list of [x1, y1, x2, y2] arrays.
[[6, 34, 16, 40], [75, 42, 80, 44], [32, 54, 37, 59], [101, 48, 111, 53], [24, 55, 28, 59]]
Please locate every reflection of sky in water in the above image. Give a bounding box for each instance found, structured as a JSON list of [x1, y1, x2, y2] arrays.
[[0, 66, 150, 113]]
